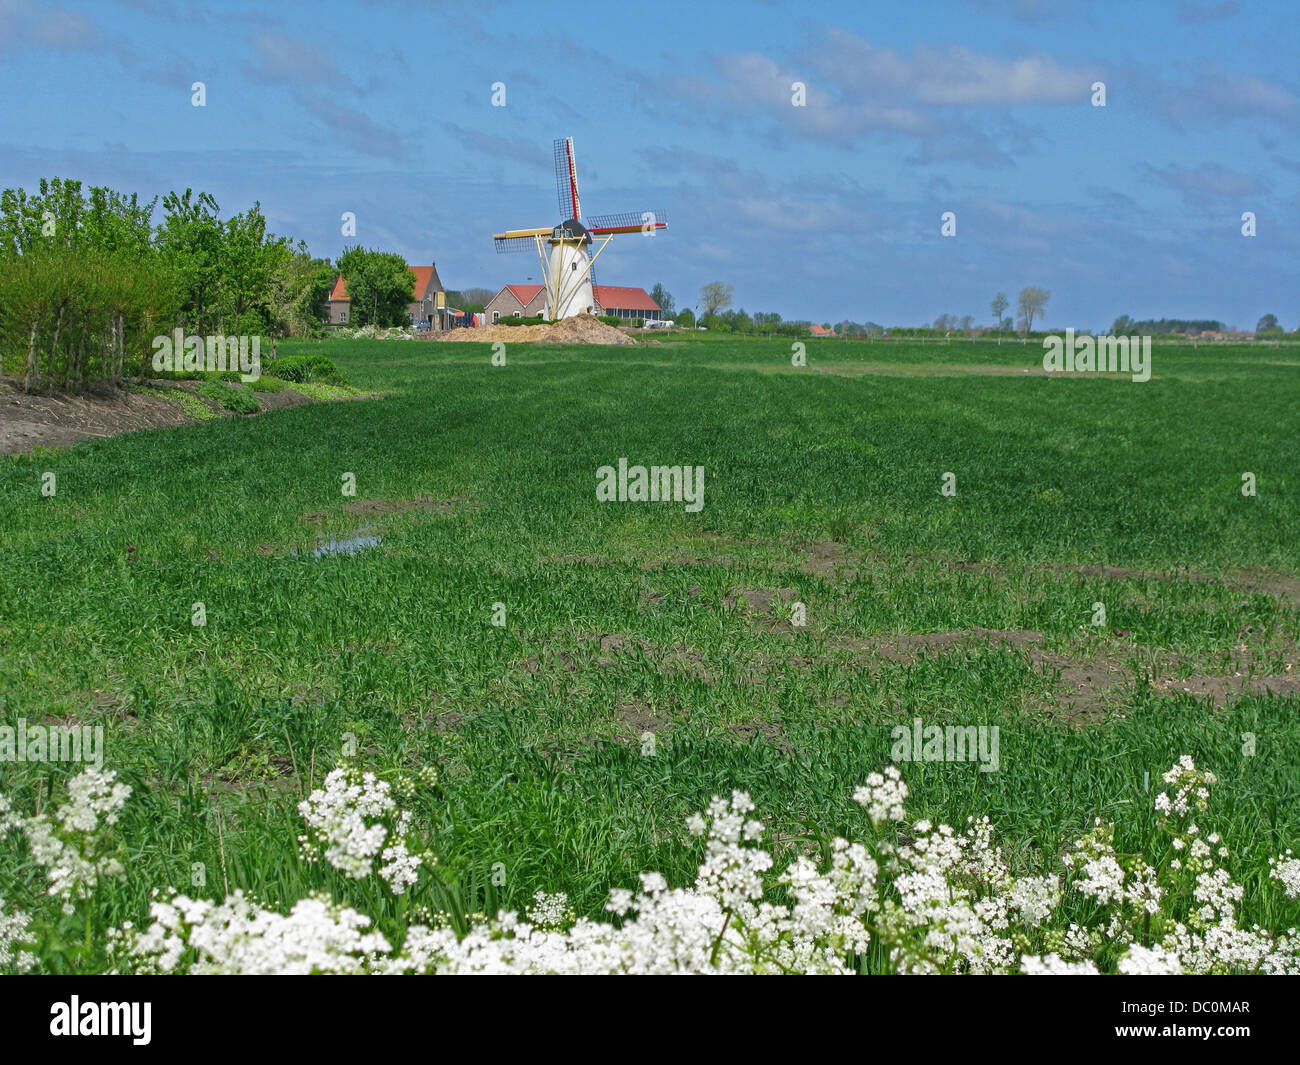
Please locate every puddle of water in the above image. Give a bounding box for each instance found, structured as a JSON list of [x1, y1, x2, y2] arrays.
[[297, 528, 382, 558]]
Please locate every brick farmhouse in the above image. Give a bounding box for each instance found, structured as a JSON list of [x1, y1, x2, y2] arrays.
[[327, 264, 446, 326], [484, 284, 662, 323]]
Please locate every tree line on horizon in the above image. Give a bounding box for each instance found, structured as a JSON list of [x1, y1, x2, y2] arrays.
[[2, 177, 1292, 395]]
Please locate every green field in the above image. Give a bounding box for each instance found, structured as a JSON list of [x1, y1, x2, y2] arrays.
[[2, 335, 1299, 972]]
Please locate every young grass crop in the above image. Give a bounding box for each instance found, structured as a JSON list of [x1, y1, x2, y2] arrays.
[[1, 336, 1297, 973]]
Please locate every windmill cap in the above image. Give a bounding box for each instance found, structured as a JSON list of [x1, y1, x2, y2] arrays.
[[553, 219, 592, 243]]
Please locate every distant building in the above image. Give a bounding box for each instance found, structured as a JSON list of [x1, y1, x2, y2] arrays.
[[327, 264, 445, 326], [809, 324, 835, 337], [484, 284, 661, 323]]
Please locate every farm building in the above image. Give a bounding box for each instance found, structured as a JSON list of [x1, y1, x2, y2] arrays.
[[327, 264, 446, 326], [485, 284, 661, 323]]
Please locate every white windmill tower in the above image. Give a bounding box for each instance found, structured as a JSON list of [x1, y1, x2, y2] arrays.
[[493, 137, 667, 321]]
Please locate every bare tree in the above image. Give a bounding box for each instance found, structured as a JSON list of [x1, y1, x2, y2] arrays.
[[1017, 287, 1050, 334], [990, 292, 1008, 330], [700, 281, 734, 317]]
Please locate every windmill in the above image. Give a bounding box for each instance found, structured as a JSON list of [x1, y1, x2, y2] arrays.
[[493, 137, 667, 320]]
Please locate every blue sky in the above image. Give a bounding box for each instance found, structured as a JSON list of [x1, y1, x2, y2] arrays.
[[1, 0, 1296, 329]]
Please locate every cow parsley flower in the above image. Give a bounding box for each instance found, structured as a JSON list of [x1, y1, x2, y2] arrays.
[[122, 891, 390, 974], [19, 768, 131, 911], [1270, 851, 1300, 900], [0, 901, 37, 973], [1119, 943, 1183, 975], [853, 766, 908, 826], [298, 768, 426, 894], [1021, 953, 1100, 975]]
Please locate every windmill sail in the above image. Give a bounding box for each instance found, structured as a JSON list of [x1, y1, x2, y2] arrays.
[[585, 209, 667, 235], [494, 235, 537, 253], [554, 137, 581, 221]]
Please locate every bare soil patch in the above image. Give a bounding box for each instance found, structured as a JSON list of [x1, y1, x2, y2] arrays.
[[797, 540, 853, 577], [830, 627, 1044, 665], [2, 377, 191, 454], [432, 314, 634, 346], [725, 587, 799, 614], [1151, 672, 1300, 706], [615, 700, 668, 736], [1050, 561, 1300, 608], [731, 719, 792, 750], [1026, 647, 1132, 721], [1, 376, 319, 456]]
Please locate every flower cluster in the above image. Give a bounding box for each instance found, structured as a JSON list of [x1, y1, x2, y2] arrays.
[[5, 755, 1294, 975], [1155, 755, 1216, 820], [117, 890, 390, 974], [0, 899, 36, 973], [117, 756, 1294, 976], [2, 769, 131, 914], [1270, 851, 1300, 900], [296, 768, 425, 894], [525, 891, 575, 933], [853, 766, 908, 826]]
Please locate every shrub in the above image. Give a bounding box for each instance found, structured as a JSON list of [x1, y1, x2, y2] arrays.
[[197, 380, 260, 414], [264, 354, 344, 384]]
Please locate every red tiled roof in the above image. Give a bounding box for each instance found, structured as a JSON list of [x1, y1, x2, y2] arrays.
[[329, 266, 437, 303], [809, 324, 834, 336], [409, 266, 436, 299], [504, 284, 544, 306], [592, 285, 659, 311]]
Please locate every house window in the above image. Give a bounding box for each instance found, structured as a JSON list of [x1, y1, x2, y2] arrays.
[[492, 311, 499, 323], [341, 311, 348, 323], [513, 311, 521, 318]]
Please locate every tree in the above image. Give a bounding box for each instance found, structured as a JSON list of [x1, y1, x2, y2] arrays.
[[157, 188, 224, 335], [460, 287, 494, 307], [264, 242, 334, 349], [447, 287, 493, 312], [700, 281, 733, 317], [336, 247, 415, 327], [216, 202, 273, 335], [649, 282, 675, 318], [991, 292, 1008, 331], [445, 290, 489, 313], [677, 308, 695, 329], [1256, 314, 1280, 336], [1017, 287, 1050, 334]]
